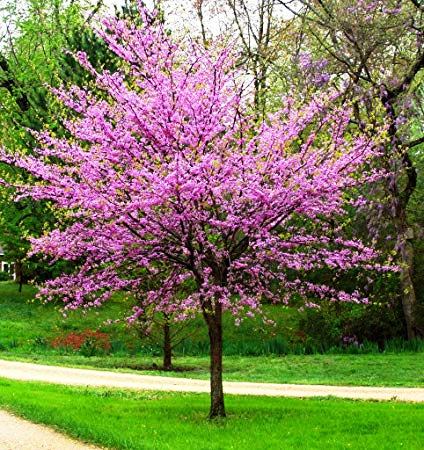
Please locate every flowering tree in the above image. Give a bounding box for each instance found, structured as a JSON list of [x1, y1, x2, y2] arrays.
[[1, 7, 392, 418]]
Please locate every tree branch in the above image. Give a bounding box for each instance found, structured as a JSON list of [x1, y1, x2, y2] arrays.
[[406, 135, 424, 148], [386, 52, 424, 100]]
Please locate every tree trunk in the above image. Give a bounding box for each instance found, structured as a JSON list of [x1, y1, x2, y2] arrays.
[[396, 224, 417, 340], [15, 260, 23, 293], [381, 92, 419, 340], [207, 304, 225, 419], [163, 319, 173, 371]]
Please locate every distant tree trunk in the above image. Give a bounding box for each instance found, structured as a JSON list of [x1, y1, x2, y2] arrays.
[[195, 0, 207, 46], [15, 260, 23, 293], [394, 210, 418, 340], [163, 317, 173, 371], [400, 237, 417, 339], [207, 303, 225, 419]]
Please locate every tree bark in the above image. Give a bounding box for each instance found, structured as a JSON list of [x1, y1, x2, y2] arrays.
[[163, 319, 173, 371], [388, 148, 418, 340], [15, 260, 23, 293], [396, 221, 417, 340], [381, 90, 419, 340], [207, 303, 225, 419], [392, 188, 418, 341]]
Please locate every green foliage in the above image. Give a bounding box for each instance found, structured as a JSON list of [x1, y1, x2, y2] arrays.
[[0, 271, 12, 282], [264, 0, 424, 338], [298, 300, 405, 351], [0, 0, 117, 280]]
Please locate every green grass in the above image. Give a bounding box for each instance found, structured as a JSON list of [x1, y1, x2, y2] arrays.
[[0, 282, 137, 352], [0, 379, 423, 450]]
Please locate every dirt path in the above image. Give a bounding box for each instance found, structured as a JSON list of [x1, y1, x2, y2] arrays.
[[0, 410, 101, 450], [1, 359, 424, 402]]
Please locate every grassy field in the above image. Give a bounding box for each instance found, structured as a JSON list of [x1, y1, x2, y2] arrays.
[[1, 281, 424, 387], [0, 379, 423, 450]]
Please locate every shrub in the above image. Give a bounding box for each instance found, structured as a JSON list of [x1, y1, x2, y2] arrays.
[[298, 300, 404, 351], [51, 329, 111, 355], [0, 272, 12, 282]]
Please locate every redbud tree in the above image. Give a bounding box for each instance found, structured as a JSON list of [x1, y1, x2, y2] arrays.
[[1, 8, 392, 418]]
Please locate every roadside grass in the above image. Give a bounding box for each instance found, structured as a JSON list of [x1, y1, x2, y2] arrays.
[[0, 379, 423, 450], [1, 281, 424, 387], [2, 352, 424, 387]]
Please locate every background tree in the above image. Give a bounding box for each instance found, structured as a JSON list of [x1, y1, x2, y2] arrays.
[[189, 0, 289, 117], [132, 272, 199, 371], [273, 0, 424, 338]]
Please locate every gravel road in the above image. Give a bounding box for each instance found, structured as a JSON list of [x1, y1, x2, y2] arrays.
[[0, 410, 101, 450]]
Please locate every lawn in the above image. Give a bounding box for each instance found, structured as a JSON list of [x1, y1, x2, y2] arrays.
[[1, 281, 423, 387], [0, 379, 423, 450]]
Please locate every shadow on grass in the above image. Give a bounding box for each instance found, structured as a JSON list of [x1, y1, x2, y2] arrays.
[[110, 362, 200, 372]]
